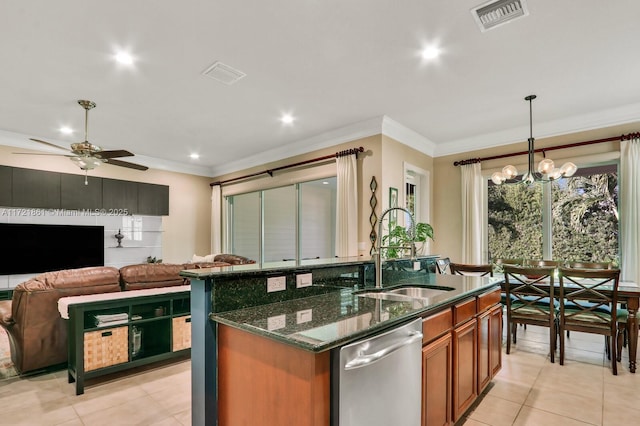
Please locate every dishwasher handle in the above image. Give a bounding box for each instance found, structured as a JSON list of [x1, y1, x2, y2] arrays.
[[343, 330, 423, 370]]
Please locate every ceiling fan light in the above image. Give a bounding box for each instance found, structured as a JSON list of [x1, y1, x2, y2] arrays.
[[70, 156, 103, 170], [502, 165, 518, 179], [537, 158, 555, 175], [560, 162, 577, 177]]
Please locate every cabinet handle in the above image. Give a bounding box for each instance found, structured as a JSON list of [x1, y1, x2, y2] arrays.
[[102, 331, 113, 337]]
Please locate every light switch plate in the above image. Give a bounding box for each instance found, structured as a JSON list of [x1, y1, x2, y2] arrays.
[[296, 309, 313, 324], [413, 261, 421, 271], [267, 314, 286, 330], [296, 273, 312, 288], [267, 276, 286, 292]]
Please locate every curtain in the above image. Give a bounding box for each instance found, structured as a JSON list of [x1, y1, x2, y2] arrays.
[[336, 154, 358, 257], [461, 162, 484, 263], [620, 137, 640, 284], [211, 184, 222, 254]]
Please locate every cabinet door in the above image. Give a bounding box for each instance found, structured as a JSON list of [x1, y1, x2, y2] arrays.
[[452, 319, 477, 422], [137, 182, 169, 215], [489, 305, 503, 378], [477, 309, 491, 393], [60, 174, 102, 210], [422, 333, 452, 426], [0, 165, 11, 207], [12, 168, 61, 209], [103, 179, 138, 213]]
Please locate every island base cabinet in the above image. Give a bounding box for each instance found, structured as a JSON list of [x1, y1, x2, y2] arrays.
[[422, 333, 452, 426], [452, 319, 478, 422], [218, 324, 330, 426]]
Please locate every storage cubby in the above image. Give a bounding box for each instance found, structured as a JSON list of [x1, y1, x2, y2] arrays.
[[65, 290, 191, 395]]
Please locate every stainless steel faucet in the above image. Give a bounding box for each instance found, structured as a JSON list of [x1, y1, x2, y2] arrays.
[[374, 206, 416, 288]]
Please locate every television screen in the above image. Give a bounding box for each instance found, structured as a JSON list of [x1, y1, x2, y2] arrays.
[[0, 223, 105, 275]]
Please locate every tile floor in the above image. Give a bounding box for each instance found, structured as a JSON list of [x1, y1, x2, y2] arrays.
[[0, 321, 638, 425]]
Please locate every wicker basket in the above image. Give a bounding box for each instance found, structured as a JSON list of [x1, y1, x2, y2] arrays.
[[84, 326, 129, 371], [172, 315, 191, 351]]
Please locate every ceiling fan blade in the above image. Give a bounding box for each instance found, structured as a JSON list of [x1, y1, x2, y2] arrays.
[[29, 138, 70, 152], [13, 152, 74, 157], [95, 149, 134, 159], [105, 158, 148, 171]]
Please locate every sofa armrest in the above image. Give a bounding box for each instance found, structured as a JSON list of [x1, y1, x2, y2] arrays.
[[0, 300, 14, 327]]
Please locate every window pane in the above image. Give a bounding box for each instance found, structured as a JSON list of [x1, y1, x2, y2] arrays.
[[263, 186, 296, 262], [230, 192, 260, 261], [488, 182, 543, 260], [300, 177, 336, 259], [551, 169, 618, 263]]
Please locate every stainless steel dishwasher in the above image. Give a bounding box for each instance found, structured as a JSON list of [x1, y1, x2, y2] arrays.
[[338, 317, 423, 426]]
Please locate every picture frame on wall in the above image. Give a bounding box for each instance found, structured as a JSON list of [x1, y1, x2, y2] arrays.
[[389, 187, 398, 224]]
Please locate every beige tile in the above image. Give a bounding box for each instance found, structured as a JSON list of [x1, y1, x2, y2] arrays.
[[533, 361, 604, 400], [461, 418, 492, 425], [467, 394, 521, 426], [146, 380, 191, 416], [524, 386, 603, 424], [513, 406, 599, 426], [79, 394, 173, 426], [1, 397, 79, 426], [70, 379, 147, 417], [485, 376, 532, 405], [172, 408, 191, 426]]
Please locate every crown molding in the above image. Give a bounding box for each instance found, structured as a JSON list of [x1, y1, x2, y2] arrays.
[[381, 116, 436, 156]]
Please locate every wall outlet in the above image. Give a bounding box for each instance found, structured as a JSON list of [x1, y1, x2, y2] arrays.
[[296, 273, 313, 288], [267, 314, 286, 331], [413, 261, 421, 271], [267, 276, 287, 292], [296, 309, 313, 324]]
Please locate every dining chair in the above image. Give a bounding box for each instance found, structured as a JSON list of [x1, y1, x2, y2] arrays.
[[435, 257, 451, 274], [449, 262, 493, 277], [558, 267, 627, 375], [503, 265, 558, 362]]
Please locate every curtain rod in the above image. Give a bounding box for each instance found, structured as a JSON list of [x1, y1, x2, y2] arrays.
[[453, 132, 640, 167], [210, 146, 364, 186]]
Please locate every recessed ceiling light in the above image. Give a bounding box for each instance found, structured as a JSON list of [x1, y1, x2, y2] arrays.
[[322, 181, 329, 185], [190, 153, 200, 160], [59, 126, 73, 135], [115, 51, 134, 66], [421, 46, 441, 60], [281, 113, 294, 125]]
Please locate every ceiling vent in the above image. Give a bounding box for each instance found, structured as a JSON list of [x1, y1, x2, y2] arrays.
[[202, 61, 246, 85], [471, 0, 529, 32]]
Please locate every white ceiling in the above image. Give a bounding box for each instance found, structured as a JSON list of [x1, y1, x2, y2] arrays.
[[1, 1, 640, 177]]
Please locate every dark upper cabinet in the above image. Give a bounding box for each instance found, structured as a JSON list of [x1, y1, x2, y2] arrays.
[[60, 174, 103, 210], [0, 166, 12, 207], [137, 182, 169, 216], [102, 179, 138, 214], [12, 168, 61, 209]]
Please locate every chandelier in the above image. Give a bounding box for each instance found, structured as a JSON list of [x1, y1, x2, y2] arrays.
[[491, 95, 577, 185]]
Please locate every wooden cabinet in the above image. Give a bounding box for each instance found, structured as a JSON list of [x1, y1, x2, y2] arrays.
[[452, 317, 478, 422], [12, 167, 61, 209], [137, 182, 169, 215], [60, 173, 102, 210], [0, 165, 12, 206], [102, 178, 138, 213], [420, 287, 502, 425], [422, 333, 452, 426]]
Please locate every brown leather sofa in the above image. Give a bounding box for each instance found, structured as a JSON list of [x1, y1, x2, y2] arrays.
[[0, 254, 255, 374]]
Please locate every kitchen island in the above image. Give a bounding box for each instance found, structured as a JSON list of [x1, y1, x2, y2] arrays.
[[181, 257, 502, 426]]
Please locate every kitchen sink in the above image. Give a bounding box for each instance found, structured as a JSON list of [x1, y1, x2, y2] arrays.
[[386, 286, 455, 299], [356, 292, 420, 302]]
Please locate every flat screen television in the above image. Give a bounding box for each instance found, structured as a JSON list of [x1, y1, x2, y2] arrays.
[[0, 223, 105, 275]]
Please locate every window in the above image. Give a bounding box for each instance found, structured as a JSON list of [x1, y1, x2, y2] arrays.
[[488, 164, 619, 264], [227, 177, 336, 263]]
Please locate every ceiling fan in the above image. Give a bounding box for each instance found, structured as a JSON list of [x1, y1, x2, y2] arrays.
[[17, 100, 148, 176]]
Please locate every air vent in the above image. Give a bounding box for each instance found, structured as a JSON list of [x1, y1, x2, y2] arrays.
[[471, 0, 529, 32], [202, 61, 246, 85]]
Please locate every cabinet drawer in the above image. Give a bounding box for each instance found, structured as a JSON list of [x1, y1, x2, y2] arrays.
[[172, 315, 191, 351], [453, 298, 477, 326], [477, 288, 501, 312], [422, 309, 453, 344], [84, 326, 128, 371]]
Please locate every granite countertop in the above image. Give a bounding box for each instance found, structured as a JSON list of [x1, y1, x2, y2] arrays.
[[210, 273, 501, 353]]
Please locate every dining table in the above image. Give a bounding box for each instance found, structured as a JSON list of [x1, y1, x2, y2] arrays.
[[500, 278, 639, 373]]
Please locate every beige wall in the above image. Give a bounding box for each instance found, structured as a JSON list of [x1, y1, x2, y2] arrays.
[[433, 122, 640, 263], [0, 145, 212, 263]]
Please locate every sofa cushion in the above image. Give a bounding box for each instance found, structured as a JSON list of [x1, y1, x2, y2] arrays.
[[119, 263, 189, 291]]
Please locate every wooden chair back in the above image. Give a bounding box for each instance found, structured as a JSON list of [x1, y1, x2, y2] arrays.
[[435, 257, 451, 274], [524, 259, 561, 268], [566, 261, 612, 270], [449, 262, 493, 277]]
